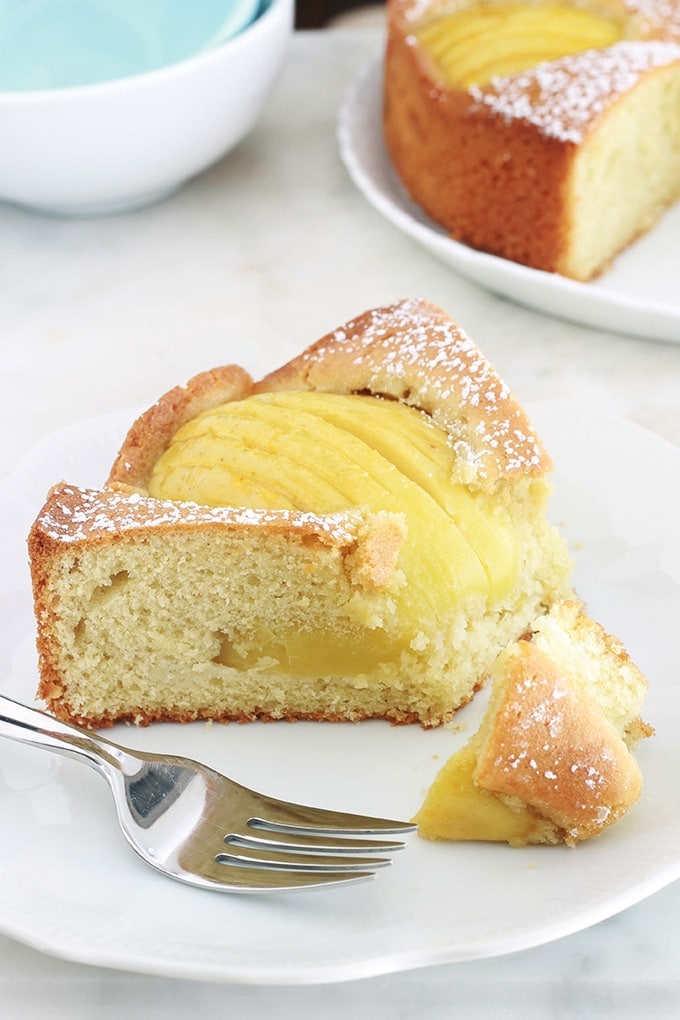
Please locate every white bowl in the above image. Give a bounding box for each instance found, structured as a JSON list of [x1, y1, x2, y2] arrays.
[[0, 0, 293, 216]]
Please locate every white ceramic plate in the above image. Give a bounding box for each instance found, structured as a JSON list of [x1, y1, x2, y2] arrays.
[[1, 401, 679, 985], [338, 60, 680, 346]]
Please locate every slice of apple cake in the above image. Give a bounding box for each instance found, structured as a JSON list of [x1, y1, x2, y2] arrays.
[[29, 299, 573, 728]]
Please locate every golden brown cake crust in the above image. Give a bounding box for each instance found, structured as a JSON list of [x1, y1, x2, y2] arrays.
[[384, 14, 572, 273], [107, 364, 255, 491], [109, 299, 552, 494], [383, 0, 680, 279]]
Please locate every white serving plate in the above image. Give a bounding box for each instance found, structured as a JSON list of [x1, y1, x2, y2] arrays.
[[0, 400, 678, 984], [338, 60, 680, 346]]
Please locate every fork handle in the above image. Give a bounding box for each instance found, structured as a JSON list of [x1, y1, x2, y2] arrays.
[[0, 694, 123, 774]]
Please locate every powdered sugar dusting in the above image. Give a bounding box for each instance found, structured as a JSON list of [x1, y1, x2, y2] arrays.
[[623, 0, 680, 35], [38, 485, 359, 545], [302, 299, 546, 484], [469, 40, 680, 142]]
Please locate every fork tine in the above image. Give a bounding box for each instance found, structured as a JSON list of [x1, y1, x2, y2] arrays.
[[216, 846, 392, 874], [227, 829, 406, 855], [244, 791, 416, 836], [205, 864, 376, 892]]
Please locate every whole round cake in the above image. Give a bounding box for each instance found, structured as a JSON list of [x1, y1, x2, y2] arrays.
[[383, 0, 680, 280]]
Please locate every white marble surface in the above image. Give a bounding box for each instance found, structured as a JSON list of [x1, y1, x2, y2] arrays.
[[1, 27, 679, 1018]]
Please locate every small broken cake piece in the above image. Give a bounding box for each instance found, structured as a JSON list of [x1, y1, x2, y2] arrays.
[[414, 601, 652, 846]]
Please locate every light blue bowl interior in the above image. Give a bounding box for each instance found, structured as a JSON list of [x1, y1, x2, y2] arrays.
[[0, 0, 264, 91]]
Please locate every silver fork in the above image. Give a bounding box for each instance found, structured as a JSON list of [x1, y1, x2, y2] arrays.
[[0, 695, 414, 892]]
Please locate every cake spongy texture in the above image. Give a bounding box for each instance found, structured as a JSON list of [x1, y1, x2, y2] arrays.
[[30, 486, 414, 726]]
